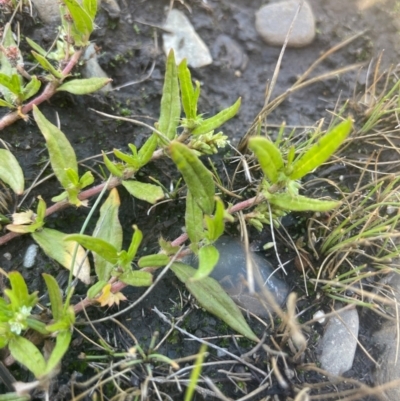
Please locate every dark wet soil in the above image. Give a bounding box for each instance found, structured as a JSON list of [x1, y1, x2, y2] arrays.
[[1, 0, 400, 400]]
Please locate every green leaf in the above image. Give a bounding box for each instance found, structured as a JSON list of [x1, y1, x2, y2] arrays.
[[248, 137, 284, 184], [268, 193, 341, 212], [8, 336, 46, 378], [171, 263, 258, 341], [64, 234, 119, 265], [7, 272, 36, 311], [138, 254, 170, 268], [127, 226, 142, 261], [205, 197, 225, 241], [185, 190, 205, 247], [31, 51, 63, 79], [0, 392, 30, 401], [191, 98, 241, 136], [63, 0, 93, 38], [32, 228, 91, 285], [113, 148, 140, 169], [102, 152, 123, 177], [193, 245, 219, 280], [118, 270, 153, 287], [87, 280, 107, 299], [169, 141, 215, 214], [33, 105, 78, 190], [0, 149, 24, 194], [158, 50, 181, 140], [26, 37, 47, 57], [0, 98, 14, 108], [82, 0, 97, 19], [138, 133, 158, 166], [290, 118, 353, 180], [42, 273, 63, 321], [159, 237, 180, 255], [93, 188, 123, 281], [122, 180, 164, 204], [22, 76, 41, 101], [44, 330, 71, 375], [178, 59, 197, 120], [57, 77, 112, 95], [0, 73, 22, 97]]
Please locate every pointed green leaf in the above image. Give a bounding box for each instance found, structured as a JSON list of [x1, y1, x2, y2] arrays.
[[42, 273, 63, 321], [7, 272, 35, 311], [9, 336, 46, 378], [290, 119, 353, 180], [31, 51, 63, 79], [248, 137, 284, 183], [93, 188, 123, 281], [158, 50, 181, 140], [127, 226, 142, 261], [82, 0, 97, 19], [57, 77, 112, 95], [26, 37, 47, 57], [138, 134, 158, 166], [87, 280, 107, 299], [0, 149, 24, 194], [33, 105, 78, 189], [171, 263, 258, 341], [169, 141, 215, 214], [113, 148, 140, 168], [178, 59, 196, 119], [22, 76, 41, 101], [138, 254, 170, 268], [0, 98, 14, 108], [44, 330, 71, 375], [191, 98, 241, 136], [63, 0, 93, 37], [205, 197, 225, 241], [122, 180, 164, 204], [32, 228, 91, 284], [102, 152, 123, 177], [268, 193, 341, 212], [185, 190, 205, 246], [64, 233, 119, 265], [193, 245, 219, 280], [118, 270, 153, 287]]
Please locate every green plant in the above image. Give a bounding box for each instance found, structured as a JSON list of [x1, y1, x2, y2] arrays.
[[0, 0, 110, 130], [0, 271, 73, 397]]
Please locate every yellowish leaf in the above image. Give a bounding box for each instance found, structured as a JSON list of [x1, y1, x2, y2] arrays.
[[96, 283, 127, 307]]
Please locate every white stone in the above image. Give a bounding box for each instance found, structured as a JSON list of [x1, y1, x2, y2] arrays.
[[318, 307, 359, 377], [162, 9, 212, 68], [255, 1, 316, 48]]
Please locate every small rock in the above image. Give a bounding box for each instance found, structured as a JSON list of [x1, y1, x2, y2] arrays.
[[184, 236, 289, 319], [255, 1, 316, 48], [372, 272, 400, 401], [3, 252, 12, 261], [162, 9, 212, 68], [212, 35, 248, 71], [81, 44, 112, 93], [313, 310, 326, 324], [23, 244, 39, 268], [318, 306, 359, 377]]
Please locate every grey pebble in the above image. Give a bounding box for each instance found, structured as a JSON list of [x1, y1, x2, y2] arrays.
[[318, 306, 359, 378], [162, 9, 212, 68], [184, 236, 289, 319], [255, 1, 316, 48], [23, 244, 39, 268]]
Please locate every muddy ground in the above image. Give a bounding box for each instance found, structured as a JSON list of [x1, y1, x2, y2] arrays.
[[1, 0, 400, 400]]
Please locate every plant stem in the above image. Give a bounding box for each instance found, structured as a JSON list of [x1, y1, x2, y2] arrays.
[[0, 49, 83, 131]]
